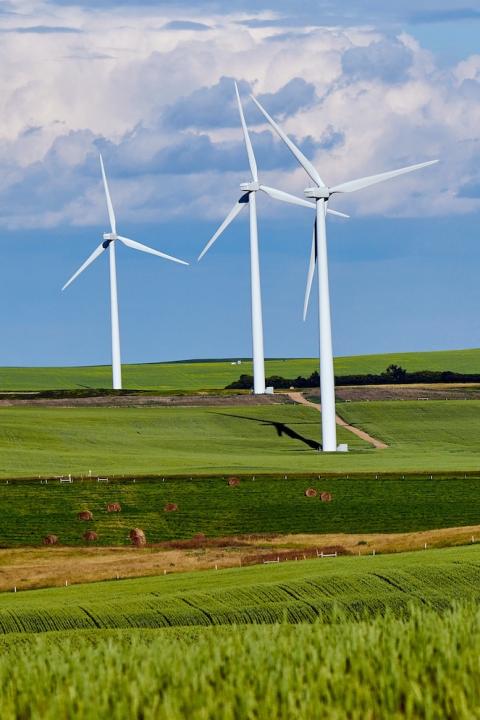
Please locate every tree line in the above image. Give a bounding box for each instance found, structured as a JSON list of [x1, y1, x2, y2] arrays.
[[226, 364, 480, 389]]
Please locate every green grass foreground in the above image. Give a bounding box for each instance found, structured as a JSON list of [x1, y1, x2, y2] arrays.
[[2, 545, 480, 634], [1, 347, 479, 391], [2, 475, 480, 546], [1, 400, 480, 477], [1, 603, 479, 719]]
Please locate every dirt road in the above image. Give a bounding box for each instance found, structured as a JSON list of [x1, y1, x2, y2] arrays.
[[287, 391, 388, 449]]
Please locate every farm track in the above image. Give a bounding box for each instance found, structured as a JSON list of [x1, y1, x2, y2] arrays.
[[287, 392, 388, 449]]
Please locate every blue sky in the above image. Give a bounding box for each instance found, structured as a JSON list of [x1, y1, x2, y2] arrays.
[[1, 1, 480, 367]]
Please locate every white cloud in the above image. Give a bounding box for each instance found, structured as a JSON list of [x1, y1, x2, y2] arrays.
[[0, 1, 478, 228]]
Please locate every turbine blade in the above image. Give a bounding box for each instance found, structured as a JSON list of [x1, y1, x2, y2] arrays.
[[198, 194, 249, 261], [235, 82, 258, 182], [62, 242, 105, 291], [259, 184, 315, 209], [303, 221, 317, 321], [330, 159, 439, 194], [250, 93, 325, 187], [99, 154, 117, 234], [326, 208, 349, 218], [117, 236, 189, 265]]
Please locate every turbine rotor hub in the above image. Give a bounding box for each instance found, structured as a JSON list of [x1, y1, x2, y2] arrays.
[[102, 232, 117, 248], [304, 187, 331, 200], [240, 181, 260, 192]]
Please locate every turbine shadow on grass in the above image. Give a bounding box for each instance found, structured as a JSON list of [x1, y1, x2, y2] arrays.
[[212, 411, 321, 451]]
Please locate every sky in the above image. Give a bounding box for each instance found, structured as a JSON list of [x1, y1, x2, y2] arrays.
[[1, 0, 480, 367]]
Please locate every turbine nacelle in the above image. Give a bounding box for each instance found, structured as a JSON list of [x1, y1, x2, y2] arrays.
[[102, 232, 117, 248], [240, 181, 260, 192], [304, 187, 331, 200]]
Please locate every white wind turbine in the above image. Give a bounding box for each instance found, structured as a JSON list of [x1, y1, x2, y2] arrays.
[[62, 154, 188, 390], [251, 93, 438, 450], [198, 82, 347, 394]]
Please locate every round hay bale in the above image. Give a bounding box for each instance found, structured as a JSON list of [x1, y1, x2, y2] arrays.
[[106, 502, 121, 513], [83, 530, 98, 542], [43, 534, 58, 546], [77, 510, 93, 521], [129, 528, 146, 547], [227, 477, 240, 487], [320, 491, 332, 503], [305, 488, 317, 498], [164, 502, 178, 512]]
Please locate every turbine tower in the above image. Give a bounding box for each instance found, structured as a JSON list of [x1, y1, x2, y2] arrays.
[[251, 93, 438, 450], [62, 154, 188, 390], [198, 82, 347, 394]]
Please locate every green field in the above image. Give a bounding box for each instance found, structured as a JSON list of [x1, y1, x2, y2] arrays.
[[1, 400, 480, 478], [1, 347, 480, 391], [1, 475, 480, 547], [1, 545, 480, 634], [2, 546, 480, 718], [0, 603, 478, 719]]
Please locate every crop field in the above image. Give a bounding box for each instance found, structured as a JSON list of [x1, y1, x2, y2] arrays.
[[1, 399, 480, 477], [1, 347, 479, 391], [0, 545, 480, 635], [1, 475, 480, 547], [0, 602, 479, 719]]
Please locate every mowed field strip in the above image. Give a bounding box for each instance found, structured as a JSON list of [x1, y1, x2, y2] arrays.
[[1, 400, 480, 476], [1, 347, 480, 391], [2, 475, 480, 547], [1, 545, 480, 635]]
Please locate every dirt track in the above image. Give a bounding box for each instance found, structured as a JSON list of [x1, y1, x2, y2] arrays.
[[287, 392, 388, 449]]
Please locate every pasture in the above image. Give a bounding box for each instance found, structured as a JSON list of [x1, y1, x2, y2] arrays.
[[1, 400, 480, 477], [0, 347, 479, 391], [1, 475, 480, 547], [1, 545, 480, 634]]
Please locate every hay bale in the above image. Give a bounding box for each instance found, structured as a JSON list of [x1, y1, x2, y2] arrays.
[[77, 510, 93, 521], [106, 502, 121, 513], [320, 491, 332, 503], [227, 477, 240, 487], [43, 534, 58, 546], [305, 488, 317, 498], [129, 528, 146, 547], [164, 502, 178, 512], [83, 530, 98, 542]]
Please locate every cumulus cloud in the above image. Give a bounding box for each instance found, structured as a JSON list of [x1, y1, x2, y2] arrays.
[[341, 39, 413, 84], [0, 1, 478, 229]]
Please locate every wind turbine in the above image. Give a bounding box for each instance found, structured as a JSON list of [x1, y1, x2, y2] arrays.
[[251, 93, 438, 450], [198, 82, 347, 394], [62, 154, 188, 390]]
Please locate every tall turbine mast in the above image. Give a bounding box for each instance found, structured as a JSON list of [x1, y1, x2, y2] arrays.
[[251, 93, 438, 451], [62, 154, 189, 390], [199, 82, 347, 395]]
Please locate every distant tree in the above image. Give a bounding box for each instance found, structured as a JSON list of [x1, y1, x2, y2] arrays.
[[382, 364, 407, 383]]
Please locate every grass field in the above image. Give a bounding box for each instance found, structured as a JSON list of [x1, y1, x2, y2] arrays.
[[0, 603, 479, 719], [1, 544, 480, 634], [1, 400, 480, 477], [1, 347, 480, 391], [1, 475, 480, 547]]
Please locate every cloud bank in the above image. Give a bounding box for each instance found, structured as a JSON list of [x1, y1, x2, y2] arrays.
[[0, 0, 478, 228]]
